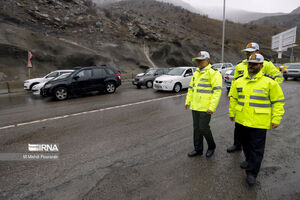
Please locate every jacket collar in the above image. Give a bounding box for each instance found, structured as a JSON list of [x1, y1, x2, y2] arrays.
[[245, 69, 264, 80], [196, 64, 211, 73]]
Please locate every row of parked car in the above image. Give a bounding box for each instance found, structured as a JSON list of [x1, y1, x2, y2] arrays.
[[24, 65, 121, 100], [24, 62, 298, 101], [132, 67, 196, 93], [131, 63, 234, 92]]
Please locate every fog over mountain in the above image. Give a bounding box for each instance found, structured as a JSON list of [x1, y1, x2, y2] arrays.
[[92, 0, 287, 23]]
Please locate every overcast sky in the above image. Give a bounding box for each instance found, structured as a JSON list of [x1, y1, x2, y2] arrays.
[[183, 0, 300, 13]]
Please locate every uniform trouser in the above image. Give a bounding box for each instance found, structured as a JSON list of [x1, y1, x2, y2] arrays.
[[192, 111, 216, 152], [236, 123, 267, 177], [233, 123, 242, 148]]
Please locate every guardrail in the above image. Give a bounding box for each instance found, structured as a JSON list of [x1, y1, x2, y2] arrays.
[[0, 81, 24, 94]]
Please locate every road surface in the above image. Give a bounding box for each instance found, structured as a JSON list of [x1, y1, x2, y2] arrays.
[[0, 81, 299, 200]]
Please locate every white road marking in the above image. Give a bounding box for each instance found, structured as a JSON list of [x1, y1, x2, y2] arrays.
[[0, 94, 186, 130]]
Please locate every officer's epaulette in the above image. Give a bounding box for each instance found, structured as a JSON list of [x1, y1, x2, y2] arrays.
[[234, 75, 243, 80], [264, 74, 275, 80]]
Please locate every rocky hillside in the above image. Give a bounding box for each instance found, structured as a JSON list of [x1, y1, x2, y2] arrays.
[[0, 0, 289, 81]]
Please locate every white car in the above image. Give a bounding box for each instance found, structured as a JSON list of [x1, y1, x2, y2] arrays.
[[32, 72, 73, 96], [24, 70, 73, 91], [153, 67, 196, 93], [212, 63, 234, 77]]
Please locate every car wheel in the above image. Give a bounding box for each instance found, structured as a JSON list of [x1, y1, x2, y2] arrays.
[[173, 83, 181, 93], [146, 81, 153, 88], [29, 83, 39, 90], [54, 87, 68, 100], [106, 82, 116, 93]]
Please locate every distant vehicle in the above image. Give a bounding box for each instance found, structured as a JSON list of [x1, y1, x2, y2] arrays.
[[224, 69, 235, 91], [212, 63, 234, 77], [132, 68, 171, 88], [153, 67, 196, 93], [32, 72, 73, 96], [41, 66, 121, 100], [24, 70, 74, 91], [283, 63, 300, 80], [135, 69, 151, 78]]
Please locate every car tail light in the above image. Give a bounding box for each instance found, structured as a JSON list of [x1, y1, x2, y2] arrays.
[[116, 73, 121, 79], [226, 76, 229, 80]]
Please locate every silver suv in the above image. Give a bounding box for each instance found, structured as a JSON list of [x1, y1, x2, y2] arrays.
[[283, 63, 300, 80], [212, 63, 234, 77]]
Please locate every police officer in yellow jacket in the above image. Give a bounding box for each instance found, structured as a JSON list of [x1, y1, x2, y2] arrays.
[[185, 51, 222, 158], [227, 42, 283, 153], [229, 53, 285, 185], [233, 43, 283, 84]]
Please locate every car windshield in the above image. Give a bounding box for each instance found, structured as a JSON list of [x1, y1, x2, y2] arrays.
[[145, 69, 156, 75], [70, 69, 82, 77], [45, 72, 58, 78], [287, 64, 300, 69], [212, 64, 222, 69], [53, 73, 71, 80], [167, 68, 185, 76]]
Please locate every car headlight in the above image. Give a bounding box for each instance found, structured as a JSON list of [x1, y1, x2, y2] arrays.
[[164, 80, 173, 84], [44, 83, 52, 88]]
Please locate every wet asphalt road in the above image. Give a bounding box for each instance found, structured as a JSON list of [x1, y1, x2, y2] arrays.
[[0, 81, 299, 200]]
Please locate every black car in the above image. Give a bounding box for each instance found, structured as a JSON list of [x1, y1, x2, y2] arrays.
[[41, 66, 121, 100]]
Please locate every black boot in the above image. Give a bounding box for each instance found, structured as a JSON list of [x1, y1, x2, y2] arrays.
[[246, 174, 256, 186], [240, 161, 248, 169], [188, 150, 203, 157], [227, 145, 242, 153], [205, 149, 215, 158]]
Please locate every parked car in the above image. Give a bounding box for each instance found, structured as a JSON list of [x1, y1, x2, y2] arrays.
[[224, 69, 235, 91], [41, 66, 121, 100], [24, 70, 74, 91], [132, 68, 170, 88], [135, 68, 151, 78], [32, 72, 73, 96], [153, 67, 196, 93], [212, 63, 234, 77], [283, 63, 300, 80]]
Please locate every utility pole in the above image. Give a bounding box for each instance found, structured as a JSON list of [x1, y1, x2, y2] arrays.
[[221, 0, 226, 63]]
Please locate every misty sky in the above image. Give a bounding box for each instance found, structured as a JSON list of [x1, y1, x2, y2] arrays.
[[184, 0, 300, 13]]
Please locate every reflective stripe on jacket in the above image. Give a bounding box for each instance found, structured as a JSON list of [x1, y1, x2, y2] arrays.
[[229, 70, 285, 129], [185, 64, 222, 112]]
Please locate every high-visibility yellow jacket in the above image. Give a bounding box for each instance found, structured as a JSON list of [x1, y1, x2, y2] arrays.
[[234, 59, 283, 84], [185, 64, 222, 112], [229, 70, 285, 129]]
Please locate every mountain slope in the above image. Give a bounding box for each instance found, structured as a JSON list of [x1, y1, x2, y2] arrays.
[[0, 0, 291, 81]]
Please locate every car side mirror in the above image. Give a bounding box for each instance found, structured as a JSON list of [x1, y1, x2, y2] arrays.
[[73, 75, 79, 80]]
